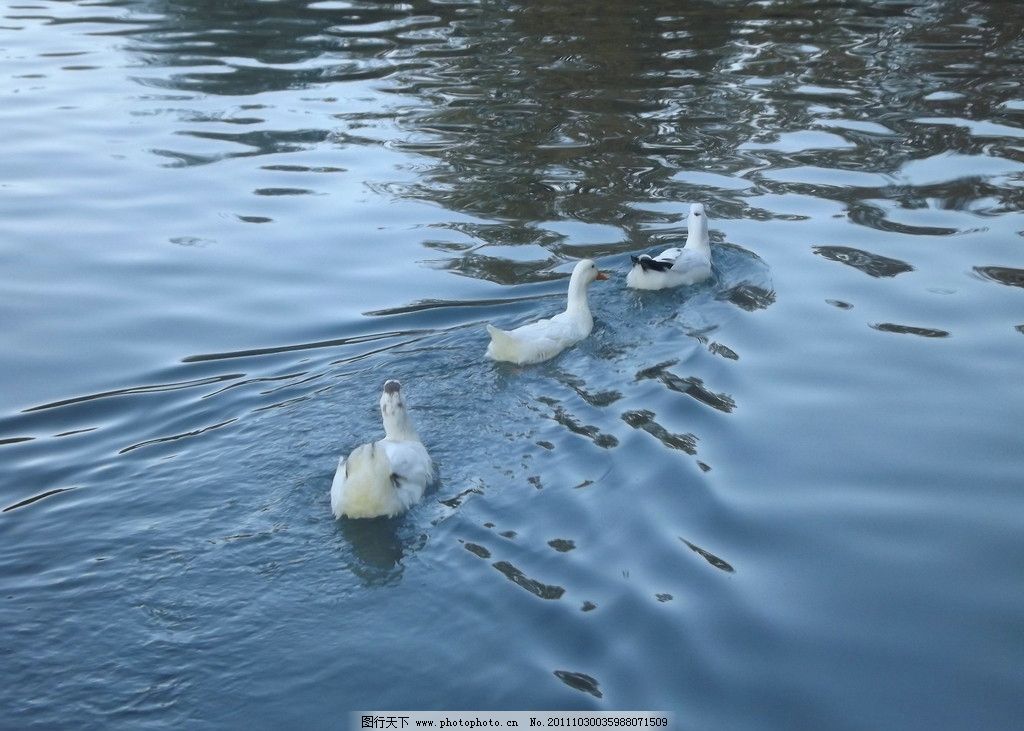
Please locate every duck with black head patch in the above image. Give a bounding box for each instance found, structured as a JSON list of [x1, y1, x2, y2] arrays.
[[627, 203, 712, 290]]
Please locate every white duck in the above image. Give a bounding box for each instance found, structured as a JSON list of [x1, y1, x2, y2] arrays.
[[330, 380, 434, 519], [626, 203, 712, 290], [485, 259, 608, 365]]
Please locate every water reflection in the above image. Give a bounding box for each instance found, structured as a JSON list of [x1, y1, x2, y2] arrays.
[[3, 487, 77, 514], [382, 1, 791, 236], [553, 670, 603, 699], [621, 409, 697, 455], [336, 516, 418, 585], [553, 370, 622, 408], [975, 265, 1024, 289], [870, 322, 950, 338], [813, 245, 914, 278], [3, 0, 1024, 727], [537, 396, 619, 449], [717, 283, 775, 312], [679, 538, 734, 573], [492, 560, 565, 601], [635, 361, 736, 414], [117, 0, 1024, 268], [131, 0, 443, 95]]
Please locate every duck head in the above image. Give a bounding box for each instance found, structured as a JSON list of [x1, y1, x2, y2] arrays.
[[564, 259, 608, 313], [687, 203, 710, 250], [379, 380, 419, 441], [569, 259, 609, 288]]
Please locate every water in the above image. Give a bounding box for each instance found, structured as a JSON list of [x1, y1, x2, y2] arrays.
[[1, 0, 1023, 728]]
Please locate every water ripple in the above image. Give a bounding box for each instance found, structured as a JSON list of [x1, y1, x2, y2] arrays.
[[813, 245, 914, 278], [3, 0, 1024, 727], [974, 266, 1024, 289]]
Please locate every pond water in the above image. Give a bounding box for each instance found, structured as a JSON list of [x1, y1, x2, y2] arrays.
[[1, 1, 1023, 728]]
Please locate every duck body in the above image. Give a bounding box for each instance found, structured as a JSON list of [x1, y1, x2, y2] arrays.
[[330, 380, 434, 519], [627, 204, 712, 290], [485, 259, 608, 365]]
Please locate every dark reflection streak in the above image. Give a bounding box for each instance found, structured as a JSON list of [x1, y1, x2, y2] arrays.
[[253, 396, 310, 413], [363, 294, 554, 317], [0, 437, 34, 446], [680, 538, 734, 573], [871, 323, 950, 338], [555, 370, 622, 407], [119, 418, 237, 454], [544, 403, 618, 449], [462, 542, 491, 559], [635, 360, 678, 381], [54, 428, 98, 438], [848, 202, 963, 237], [492, 560, 565, 600], [636, 364, 735, 413], [975, 266, 1024, 289], [621, 410, 697, 455], [50, 16, 160, 28], [718, 284, 776, 312], [259, 371, 326, 396], [553, 670, 603, 699], [440, 488, 483, 509], [150, 148, 243, 168], [201, 371, 308, 399], [664, 375, 736, 413], [23, 374, 244, 413], [182, 331, 421, 363], [181, 129, 330, 147], [814, 246, 914, 278], [826, 299, 854, 310], [329, 336, 428, 367], [708, 342, 739, 360], [429, 254, 563, 286], [3, 487, 76, 514]]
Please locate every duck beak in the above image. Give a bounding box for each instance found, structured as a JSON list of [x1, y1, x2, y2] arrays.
[[596, 271, 609, 281]]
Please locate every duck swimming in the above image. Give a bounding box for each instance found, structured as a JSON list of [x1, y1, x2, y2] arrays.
[[330, 380, 434, 519], [626, 203, 712, 290], [485, 259, 608, 365]]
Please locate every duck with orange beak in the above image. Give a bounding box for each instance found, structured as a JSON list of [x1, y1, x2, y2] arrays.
[[485, 259, 608, 365]]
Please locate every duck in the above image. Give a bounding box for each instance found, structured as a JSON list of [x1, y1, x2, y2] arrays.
[[330, 380, 434, 519], [485, 259, 608, 365], [626, 203, 712, 290]]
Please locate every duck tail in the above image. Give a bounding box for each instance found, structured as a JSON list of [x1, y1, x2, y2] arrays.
[[331, 441, 399, 519], [485, 324, 519, 361], [343, 441, 392, 487]]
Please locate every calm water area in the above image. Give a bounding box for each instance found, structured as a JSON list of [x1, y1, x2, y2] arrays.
[[1, 0, 1023, 728]]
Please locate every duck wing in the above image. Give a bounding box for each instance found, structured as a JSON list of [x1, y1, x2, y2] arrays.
[[508, 312, 577, 341], [631, 247, 684, 272], [381, 440, 433, 488], [671, 247, 709, 269], [486, 314, 580, 364]]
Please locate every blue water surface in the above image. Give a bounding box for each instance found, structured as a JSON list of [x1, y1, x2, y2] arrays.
[[1, 1, 1023, 729]]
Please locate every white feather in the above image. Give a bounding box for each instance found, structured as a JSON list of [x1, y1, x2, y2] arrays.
[[627, 204, 713, 290], [485, 259, 607, 365], [330, 381, 434, 519]]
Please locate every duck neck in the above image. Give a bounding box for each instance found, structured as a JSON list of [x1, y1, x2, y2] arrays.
[[565, 273, 592, 319], [383, 411, 419, 442], [686, 215, 710, 257]]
